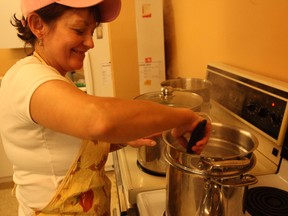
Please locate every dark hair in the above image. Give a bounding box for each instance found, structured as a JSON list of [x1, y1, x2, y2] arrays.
[[11, 3, 100, 51]]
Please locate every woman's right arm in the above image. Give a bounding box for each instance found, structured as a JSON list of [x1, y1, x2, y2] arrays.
[[30, 79, 210, 150]]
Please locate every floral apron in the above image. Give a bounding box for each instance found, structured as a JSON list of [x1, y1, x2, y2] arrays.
[[34, 140, 111, 216]]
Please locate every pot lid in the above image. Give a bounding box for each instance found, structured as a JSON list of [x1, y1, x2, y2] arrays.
[[161, 78, 212, 92], [134, 87, 203, 110]]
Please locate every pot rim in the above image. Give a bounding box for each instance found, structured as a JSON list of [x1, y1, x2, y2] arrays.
[[163, 122, 258, 160], [163, 122, 259, 177], [165, 146, 257, 178]]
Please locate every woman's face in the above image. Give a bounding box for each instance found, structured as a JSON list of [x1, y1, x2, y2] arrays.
[[39, 9, 97, 74]]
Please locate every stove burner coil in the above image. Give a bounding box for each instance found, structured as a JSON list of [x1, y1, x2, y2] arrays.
[[246, 187, 288, 216]]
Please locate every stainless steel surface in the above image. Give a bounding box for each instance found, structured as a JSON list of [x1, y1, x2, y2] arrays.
[[136, 137, 167, 176], [163, 122, 258, 177], [201, 122, 258, 159], [165, 162, 253, 216], [215, 174, 257, 187], [135, 90, 203, 110], [165, 121, 259, 159], [163, 123, 257, 216], [198, 180, 224, 216]]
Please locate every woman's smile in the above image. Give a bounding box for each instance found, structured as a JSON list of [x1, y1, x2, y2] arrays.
[[72, 48, 86, 59]]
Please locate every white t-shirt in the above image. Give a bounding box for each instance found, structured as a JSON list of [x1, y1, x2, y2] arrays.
[[0, 54, 82, 215]]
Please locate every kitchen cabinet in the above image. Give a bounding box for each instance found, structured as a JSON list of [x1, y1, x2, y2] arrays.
[[0, 1, 24, 48]]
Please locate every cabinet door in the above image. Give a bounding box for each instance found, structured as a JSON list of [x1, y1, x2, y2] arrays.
[[0, 1, 23, 48]]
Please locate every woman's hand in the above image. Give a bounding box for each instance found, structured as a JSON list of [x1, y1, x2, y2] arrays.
[[110, 133, 159, 152], [126, 132, 162, 147], [171, 117, 211, 154], [126, 138, 156, 147]]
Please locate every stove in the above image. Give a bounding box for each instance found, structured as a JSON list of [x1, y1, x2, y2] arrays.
[[113, 63, 288, 216]]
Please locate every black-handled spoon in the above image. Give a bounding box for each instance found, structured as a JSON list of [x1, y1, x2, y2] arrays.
[[186, 119, 207, 153]]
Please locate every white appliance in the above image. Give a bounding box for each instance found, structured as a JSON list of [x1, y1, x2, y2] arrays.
[[134, 0, 166, 94], [83, 23, 115, 97], [113, 63, 288, 215]]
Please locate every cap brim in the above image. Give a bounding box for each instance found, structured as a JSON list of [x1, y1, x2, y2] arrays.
[[58, 0, 121, 22], [97, 0, 121, 22]]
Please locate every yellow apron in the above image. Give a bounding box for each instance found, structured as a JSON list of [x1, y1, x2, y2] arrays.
[[35, 140, 111, 216]]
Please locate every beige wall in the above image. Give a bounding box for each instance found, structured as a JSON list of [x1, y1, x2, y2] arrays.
[[0, 49, 28, 77], [109, 0, 140, 99], [164, 0, 288, 83]]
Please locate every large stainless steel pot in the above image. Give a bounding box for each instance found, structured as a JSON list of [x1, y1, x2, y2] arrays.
[[162, 122, 258, 216], [161, 78, 212, 113], [135, 89, 203, 176]]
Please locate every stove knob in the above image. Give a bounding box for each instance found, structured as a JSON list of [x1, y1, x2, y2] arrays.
[[258, 107, 269, 118], [271, 112, 282, 125], [246, 103, 257, 113]]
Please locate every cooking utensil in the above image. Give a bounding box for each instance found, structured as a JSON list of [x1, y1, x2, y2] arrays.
[[163, 122, 258, 216], [186, 119, 207, 153], [161, 78, 212, 113]]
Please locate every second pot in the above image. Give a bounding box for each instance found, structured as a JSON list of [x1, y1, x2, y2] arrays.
[[161, 78, 212, 113]]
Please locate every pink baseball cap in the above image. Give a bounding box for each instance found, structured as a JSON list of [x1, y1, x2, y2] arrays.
[[21, 0, 121, 22]]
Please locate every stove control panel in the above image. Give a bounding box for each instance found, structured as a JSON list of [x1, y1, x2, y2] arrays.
[[206, 64, 288, 144]]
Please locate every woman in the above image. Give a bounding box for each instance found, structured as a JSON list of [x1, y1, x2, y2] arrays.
[[0, 0, 211, 215]]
